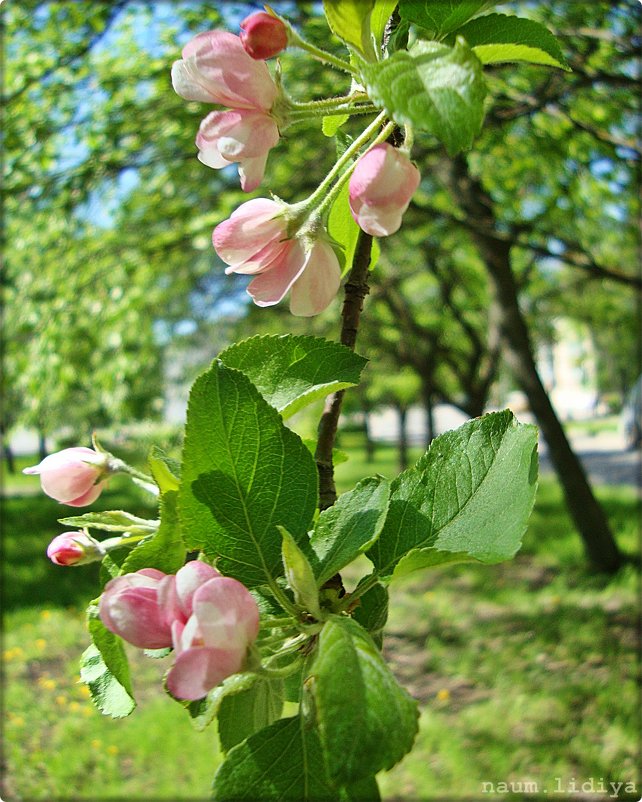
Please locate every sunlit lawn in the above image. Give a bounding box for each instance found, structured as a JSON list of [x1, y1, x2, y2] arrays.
[[2, 437, 639, 800]]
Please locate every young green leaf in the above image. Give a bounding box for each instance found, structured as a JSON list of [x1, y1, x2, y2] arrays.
[[327, 182, 380, 277], [82, 603, 136, 718], [360, 38, 486, 155], [120, 490, 185, 575], [456, 13, 571, 70], [148, 445, 180, 492], [322, 113, 350, 137], [367, 411, 538, 580], [79, 644, 136, 719], [217, 677, 284, 753], [308, 616, 418, 784], [280, 526, 322, 619], [323, 0, 376, 61], [398, 0, 496, 39], [351, 579, 389, 649], [178, 361, 318, 588], [371, 0, 399, 49], [58, 510, 158, 534], [307, 475, 390, 586], [219, 334, 367, 419]]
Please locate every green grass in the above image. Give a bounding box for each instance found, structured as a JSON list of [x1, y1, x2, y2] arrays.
[[2, 440, 640, 800]]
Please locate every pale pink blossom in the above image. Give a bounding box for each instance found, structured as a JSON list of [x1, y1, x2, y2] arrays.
[[196, 109, 279, 192], [99, 568, 174, 649], [47, 531, 101, 566], [23, 447, 108, 506], [213, 199, 341, 316], [240, 11, 288, 60], [171, 31, 278, 111], [349, 143, 420, 237], [166, 576, 260, 700]]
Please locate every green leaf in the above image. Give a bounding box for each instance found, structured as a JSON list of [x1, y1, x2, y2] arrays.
[[398, 0, 495, 39], [368, 410, 538, 580], [307, 476, 390, 587], [79, 644, 136, 719], [219, 335, 367, 419], [308, 616, 418, 784], [456, 13, 571, 70], [371, 0, 399, 49], [217, 677, 284, 753], [186, 671, 258, 732], [148, 445, 180, 492], [322, 113, 349, 137], [327, 181, 380, 277], [280, 527, 322, 618], [81, 602, 136, 718], [120, 490, 185, 575], [212, 715, 338, 801], [213, 710, 375, 800], [178, 361, 318, 588], [360, 38, 486, 155], [323, 0, 376, 60], [58, 510, 158, 534]]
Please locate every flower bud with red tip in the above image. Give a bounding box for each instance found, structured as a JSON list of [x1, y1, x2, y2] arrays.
[[47, 531, 103, 566], [240, 11, 288, 60]]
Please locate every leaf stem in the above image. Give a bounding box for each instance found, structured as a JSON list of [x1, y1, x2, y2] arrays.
[[286, 26, 358, 76]]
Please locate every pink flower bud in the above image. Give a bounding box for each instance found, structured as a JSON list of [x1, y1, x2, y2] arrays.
[[349, 143, 420, 237], [47, 531, 101, 566], [213, 200, 341, 316], [23, 447, 108, 506], [196, 109, 279, 192], [166, 576, 260, 700], [99, 568, 174, 649], [171, 30, 278, 112], [240, 11, 288, 60]]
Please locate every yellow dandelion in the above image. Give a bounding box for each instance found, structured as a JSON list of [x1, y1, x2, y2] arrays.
[[11, 716, 25, 727], [35, 639, 47, 650], [69, 701, 81, 713], [55, 695, 67, 707], [78, 685, 91, 698], [106, 745, 119, 756], [81, 706, 94, 717], [37, 677, 57, 690], [40, 610, 51, 620], [436, 688, 451, 702], [91, 739, 102, 749]]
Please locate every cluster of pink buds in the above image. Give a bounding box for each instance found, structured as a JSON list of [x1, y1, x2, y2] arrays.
[[99, 562, 260, 700], [240, 11, 288, 60], [23, 447, 109, 506], [171, 28, 283, 191], [213, 198, 340, 316]]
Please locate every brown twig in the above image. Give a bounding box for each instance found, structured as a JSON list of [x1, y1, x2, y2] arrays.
[[314, 230, 373, 511]]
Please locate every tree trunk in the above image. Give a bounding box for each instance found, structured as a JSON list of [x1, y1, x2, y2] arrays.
[[2, 439, 16, 474], [422, 383, 435, 447], [449, 156, 621, 573], [38, 429, 48, 462], [396, 404, 409, 472]]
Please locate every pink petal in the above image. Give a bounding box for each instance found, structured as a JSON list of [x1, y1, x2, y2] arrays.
[[213, 198, 285, 266], [289, 240, 342, 317], [174, 561, 221, 618], [166, 646, 246, 700], [192, 577, 260, 649], [247, 240, 307, 307], [238, 152, 270, 192]]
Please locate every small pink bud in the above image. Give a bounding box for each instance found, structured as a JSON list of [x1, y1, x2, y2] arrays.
[[240, 12, 288, 60], [47, 531, 101, 566], [23, 447, 108, 506], [349, 143, 420, 237]]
